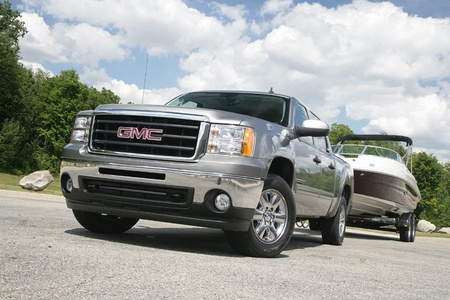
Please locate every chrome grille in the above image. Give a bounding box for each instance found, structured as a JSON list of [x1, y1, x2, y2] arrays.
[[90, 114, 201, 158]]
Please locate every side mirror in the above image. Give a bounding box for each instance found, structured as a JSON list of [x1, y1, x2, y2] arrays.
[[295, 120, 330, 137]]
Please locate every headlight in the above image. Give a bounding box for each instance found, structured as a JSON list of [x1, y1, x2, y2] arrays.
[[70, 116, 92, 143], [208, 125, 255, 156]]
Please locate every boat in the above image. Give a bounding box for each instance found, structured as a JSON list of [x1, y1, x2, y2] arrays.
[[332, 134, 421, 242]]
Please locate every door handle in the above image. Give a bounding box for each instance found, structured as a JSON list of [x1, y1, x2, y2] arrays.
[[313, 156, 322, 164]]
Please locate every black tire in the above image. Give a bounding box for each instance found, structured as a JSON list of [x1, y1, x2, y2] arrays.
[[399, 227, 409, 242], [399, 213, 416, 242], [321, 197, 347, 245], [308, 219, 320, 231], [72, 210, 139, 234], [410, 214, 416, 242], [225, 174, 295, 258]]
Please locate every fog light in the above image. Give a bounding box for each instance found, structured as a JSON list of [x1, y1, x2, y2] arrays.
[[214, 193, 231, 211], [65, 178, 73, 193]]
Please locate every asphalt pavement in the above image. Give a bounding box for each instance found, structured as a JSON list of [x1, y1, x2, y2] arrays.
[[1, 189, 449, 299]]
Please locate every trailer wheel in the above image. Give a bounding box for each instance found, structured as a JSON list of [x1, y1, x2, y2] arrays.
[[399, 213, 416, 242], [410, 214, 416, 242], [308, 219, 320, 231]]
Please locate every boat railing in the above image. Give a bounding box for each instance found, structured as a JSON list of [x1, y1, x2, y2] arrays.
[[333, 134, 415, 174], [333, 144, 404, 164]]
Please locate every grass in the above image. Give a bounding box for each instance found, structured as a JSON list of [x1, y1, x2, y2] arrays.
[[0, 172, 62, 196]]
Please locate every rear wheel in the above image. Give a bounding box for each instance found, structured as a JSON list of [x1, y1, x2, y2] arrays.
[[73, 210, 139, 234], [225, 174, 295, 257], [321, 198, 347, 245]]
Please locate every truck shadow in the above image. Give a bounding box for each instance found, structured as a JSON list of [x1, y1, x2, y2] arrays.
[[290, 227, 400, 246], [345, 229, 400, 241], [288, 227, 327, 248], [65, 223, 323, 258], [66, 225, 238, 257]]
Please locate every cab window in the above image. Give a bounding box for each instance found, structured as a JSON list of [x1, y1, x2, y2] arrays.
[[314, 136, 329, 152], [310, 111, 329, 152]]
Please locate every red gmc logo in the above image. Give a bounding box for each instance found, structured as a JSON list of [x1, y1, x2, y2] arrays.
[[117, 127, 163, 141]]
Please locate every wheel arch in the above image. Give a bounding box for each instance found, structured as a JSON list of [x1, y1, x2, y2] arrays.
[[343, 184, 352, 214], [326, 180, 352, 218], [338, 164, 354, 215], [268, 156, 294, 188]]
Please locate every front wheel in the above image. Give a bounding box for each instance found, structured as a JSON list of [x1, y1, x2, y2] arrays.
[[225, 174, 295, 258], [320, 199, 347, 245], [73, 210, 139, 234]]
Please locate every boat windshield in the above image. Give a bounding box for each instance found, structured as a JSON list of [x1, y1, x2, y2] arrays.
[[166, 92, 289, 126], [333, 144, 404, 164]]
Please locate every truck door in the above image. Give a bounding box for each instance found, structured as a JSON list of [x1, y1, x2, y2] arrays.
[[292, 103, 330, 216], [293, 138, 323, 216], [313, 136, 337, 213]]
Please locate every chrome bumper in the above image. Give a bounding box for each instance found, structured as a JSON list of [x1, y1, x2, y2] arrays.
[[61, 159, 263, 208], [60, 157, 264, 231]]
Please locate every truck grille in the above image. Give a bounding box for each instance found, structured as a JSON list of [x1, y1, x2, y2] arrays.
[[90, 114, 201, 158]]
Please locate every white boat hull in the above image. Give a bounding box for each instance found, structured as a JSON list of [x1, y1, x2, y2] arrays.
[[336, 149, 421, 218], [351, 169, 420, 216]]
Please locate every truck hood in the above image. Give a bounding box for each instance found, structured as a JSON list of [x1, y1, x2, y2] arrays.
[[94, 104, 255, 126]]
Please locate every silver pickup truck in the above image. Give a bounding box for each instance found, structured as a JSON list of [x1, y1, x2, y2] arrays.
[[60, 90, 353, 257]]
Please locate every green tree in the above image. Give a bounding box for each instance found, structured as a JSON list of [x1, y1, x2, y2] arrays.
[[0, 2, 122, 175], [31, 69, 120, 174], [436, 163, 450, 227], [0, 0, 28, 123], [88, 87, 121, 108], [0, 118, 37, 174], [412, 152, 444, 224], [328, 123, 354, 145], [33, 70, 89, 173]]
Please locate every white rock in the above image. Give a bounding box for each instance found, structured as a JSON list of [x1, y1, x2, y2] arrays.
[[19, 170, 54, 191], [437, 227, 450, 234], [417, 220, 436, 233]]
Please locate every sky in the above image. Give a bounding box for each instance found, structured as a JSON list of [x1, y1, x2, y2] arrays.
[[9, 0, 450, 162]]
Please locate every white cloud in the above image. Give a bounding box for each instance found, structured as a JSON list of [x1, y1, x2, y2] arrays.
[[362, 94, 449, 135], [94, 79, 142, 104], [20, 11, 129, 67], [95, 79, 180, 105], [260, 0, 293, 16], [177, 0, 450, 161], [19, 60, 54, 76], [16, 0, 450, 161], [19, 12, 68, 63], [53, 23, 129, 67], [21, 0, 248, 56], [79, 67, 113, 85]]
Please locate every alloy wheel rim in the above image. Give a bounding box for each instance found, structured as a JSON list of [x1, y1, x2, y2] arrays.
[[251, 189, 288, 244], [338, 205, 346, 237]]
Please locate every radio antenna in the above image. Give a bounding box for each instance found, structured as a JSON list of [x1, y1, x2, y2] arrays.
[[142, 53, 149, 104]]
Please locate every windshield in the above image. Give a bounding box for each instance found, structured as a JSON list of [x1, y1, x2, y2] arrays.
[[166, 92, 289, 126], [333, 144, 404, 164]]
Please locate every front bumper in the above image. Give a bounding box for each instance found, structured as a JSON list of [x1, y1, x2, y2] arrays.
[[60, 146, 265, 231]]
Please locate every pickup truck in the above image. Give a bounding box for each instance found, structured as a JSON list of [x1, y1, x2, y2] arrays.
[[60, 90, 353, 257]]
